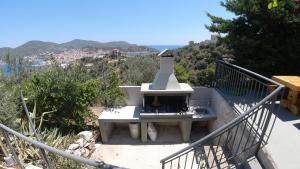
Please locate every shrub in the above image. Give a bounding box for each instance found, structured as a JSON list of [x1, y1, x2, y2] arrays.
[[23, 66, 98, 130], [99, 70, 125, 107], [0, 85, 20, 130]]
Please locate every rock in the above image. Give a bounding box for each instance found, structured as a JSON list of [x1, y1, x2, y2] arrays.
[[84, 142, 90, 148], [87, 142, 95, 150], [4, 154, 15, 165], [83, 148, 90, 157], [68, 143, 79, 150], [75, 138, 87, 148], [65, 149, 73, 154], [78, 131, 93, 141], [79, 148, 90, 157], [25, 164, 43, 169], [74, 149, 81, 156]]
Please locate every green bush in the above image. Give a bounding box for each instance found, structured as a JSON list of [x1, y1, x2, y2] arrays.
[[0, 86, 20, 130], [99, 70, 125, 107], [23, 66, 99, 130], [121, 56, 159, 85], [174, 64, 191, 83]]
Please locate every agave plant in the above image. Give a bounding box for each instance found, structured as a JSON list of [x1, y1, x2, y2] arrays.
[[22, 100, 56, 135], [10, 100, 77, 166]]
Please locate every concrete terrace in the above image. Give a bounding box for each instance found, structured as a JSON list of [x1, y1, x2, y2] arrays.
[[261, 105, 300, 169], [91, 126, 208, 169]]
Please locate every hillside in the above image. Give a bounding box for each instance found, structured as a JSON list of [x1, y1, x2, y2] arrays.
[[0, 39, 158, 58], [170, 42, 230, 85]]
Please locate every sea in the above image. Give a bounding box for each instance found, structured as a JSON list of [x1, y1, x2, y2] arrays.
[[0, 59, 43, 76], [147, 45, 183, 51]]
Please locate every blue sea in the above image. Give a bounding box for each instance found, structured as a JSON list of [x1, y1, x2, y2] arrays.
[[0, 59, 44, 76], [147, 45, 184, 51], [0, 63, 12, 76]]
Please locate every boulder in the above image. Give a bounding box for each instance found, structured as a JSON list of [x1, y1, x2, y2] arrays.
[[4, 155, 15, 165], [68, 143, 79, 150], [78, 131, 93, 141], [75, 138, 87, 148], [74, 149, 82, 156], [65, 149, 73, 154], [25, 164, 42, 169]]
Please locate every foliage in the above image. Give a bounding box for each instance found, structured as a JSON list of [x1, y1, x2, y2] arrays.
[[120, 56, 159, 85], [8, 98, 80, 168], [99, 69, 125, 107], [23, 65, 98, 130], [174, 64, 191, 83], [196, 64, 216, 86], [12, 121, 79, 168], [172, 43, 227, 85], [0, 85, 20, 130], [206, 0, 300, 76]]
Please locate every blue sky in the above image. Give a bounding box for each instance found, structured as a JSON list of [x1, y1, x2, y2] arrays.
[[0, 0, 234, 47]]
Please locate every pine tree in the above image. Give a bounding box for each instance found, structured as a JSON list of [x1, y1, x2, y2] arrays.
[[206, 0, 300, 76]]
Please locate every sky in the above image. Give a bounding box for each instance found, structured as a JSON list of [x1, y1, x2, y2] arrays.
[[0, 0, 234, 47]]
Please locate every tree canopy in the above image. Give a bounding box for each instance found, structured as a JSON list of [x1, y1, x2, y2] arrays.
[[206, 0, 300, 76]]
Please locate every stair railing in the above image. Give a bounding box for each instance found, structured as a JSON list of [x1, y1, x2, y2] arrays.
[[160, 61, 284, 169]]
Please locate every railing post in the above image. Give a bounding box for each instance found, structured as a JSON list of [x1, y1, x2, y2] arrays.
[[255, 96, 275, 154], [0, 135, 9, 157], [213, 61, 220, 88], [1, 130, 24, 169]]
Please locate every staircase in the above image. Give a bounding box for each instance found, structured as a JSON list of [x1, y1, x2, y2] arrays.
[[160, 61, 284, 169]]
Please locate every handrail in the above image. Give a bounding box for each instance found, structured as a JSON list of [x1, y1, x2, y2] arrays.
[[0, 123, 123, 169], [160, 60, 284, 165], [217, 60, 282, 86], [160, 86, 283, 163]]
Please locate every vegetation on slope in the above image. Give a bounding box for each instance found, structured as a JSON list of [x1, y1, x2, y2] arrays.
[[172, 42, 230, 86], [206, 0, 300, 76]]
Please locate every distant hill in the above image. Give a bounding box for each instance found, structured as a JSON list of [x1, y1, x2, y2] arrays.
[[0, 39, 158, 58]]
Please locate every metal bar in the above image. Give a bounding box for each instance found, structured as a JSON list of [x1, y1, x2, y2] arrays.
[[255, 97, 275, 153], [211, 135, 222, 167], [217, 61, 282, 86], [214, 62, 220, 88], [0, 134, 9, 157], [161, 61, 284, 164], [266, 90, 283, 143], [243, 108, 259, 150], [1, 130, 24, 169], [218, 130, 232, 163], [251, 105, 267, 145], [234, 118, 248, 155], [0, 123, 122, 169], [261, 96, 277, 144], [177, 156, 180, 169], [190, 150, 195, 169], [229, 123, 240, 152], [183, 153, 188, 169]]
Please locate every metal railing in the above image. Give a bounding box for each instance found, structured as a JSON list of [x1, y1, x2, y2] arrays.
[[0, 93, 123, 169], [160, 61, 284, 169]]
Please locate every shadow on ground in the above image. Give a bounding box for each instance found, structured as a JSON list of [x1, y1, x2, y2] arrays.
[[100, 124, 209, 145]]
